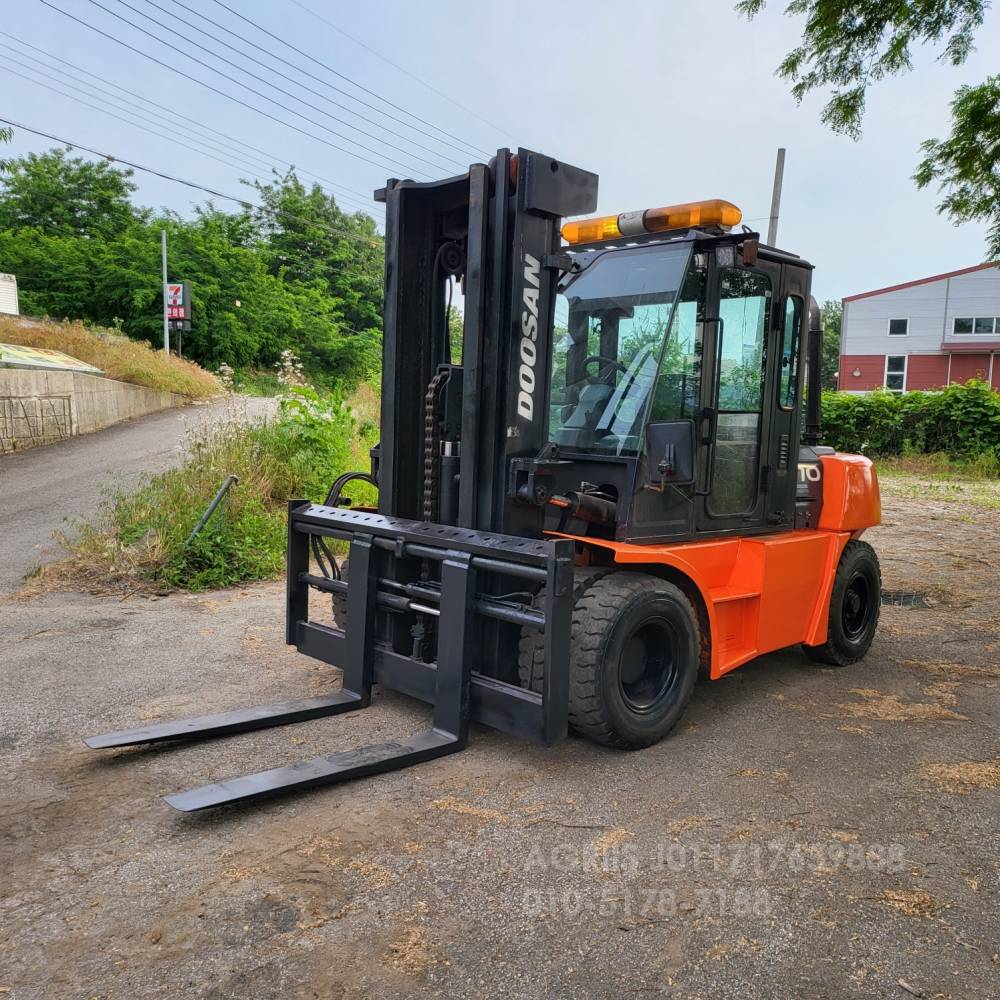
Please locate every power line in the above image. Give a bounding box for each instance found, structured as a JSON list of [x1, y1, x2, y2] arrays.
[[37, 0, 428, 178], [0, 30, 381, 214], [210, 0, 488, 159], [0, 118, 388, 253], [4, 62, 387, 257], [88, 0, 435, 177], [288, 0, 514, 144], [1, 62, 284, 186], [4, 58, 377, 222], [111, 0, 459, 174], [0, 48, 278, 178], [156, 0, 466, 169]]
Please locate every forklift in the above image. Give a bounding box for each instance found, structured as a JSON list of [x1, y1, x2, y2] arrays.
[[86, 149, 882, 810]]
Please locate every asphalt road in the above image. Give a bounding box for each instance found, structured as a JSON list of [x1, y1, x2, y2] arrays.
[[0, 397, 274, 591]]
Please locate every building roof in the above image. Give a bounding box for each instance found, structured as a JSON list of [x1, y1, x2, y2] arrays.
[[843, 261, 1000, 303]]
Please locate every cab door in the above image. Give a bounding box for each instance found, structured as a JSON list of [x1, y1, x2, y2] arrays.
[[763, 266, 810, 528], [695, 254, 781, 533]]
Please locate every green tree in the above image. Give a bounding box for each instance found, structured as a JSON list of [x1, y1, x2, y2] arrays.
[[0, 147, 145, 239], [738, 1, 1000, 256], [914, 77, 1000, 257], [0, 149, 384, 384], [820, 298, 842, 388], [250, 172, 383, 336], [0, 126, 12, 172], [447, 304, 463, 362]]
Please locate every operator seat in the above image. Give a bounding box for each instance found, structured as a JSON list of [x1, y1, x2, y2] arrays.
[[554, 381, 616, 448]]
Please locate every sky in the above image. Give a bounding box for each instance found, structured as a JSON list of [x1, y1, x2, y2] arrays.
[[2, 0, 998, 304]]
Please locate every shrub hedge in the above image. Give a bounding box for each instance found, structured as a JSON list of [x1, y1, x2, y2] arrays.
[[820, 380, 1000, 460]]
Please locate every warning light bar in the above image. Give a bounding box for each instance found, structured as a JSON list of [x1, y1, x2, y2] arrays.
[[561, 199, 742, 245]]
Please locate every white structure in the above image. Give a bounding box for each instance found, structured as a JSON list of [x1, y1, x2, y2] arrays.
[[0, 273, 18, 316], [840, 261, 1000, 392]]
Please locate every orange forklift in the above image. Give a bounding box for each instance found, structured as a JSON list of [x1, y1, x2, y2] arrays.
[[86, 149, 881, 809]]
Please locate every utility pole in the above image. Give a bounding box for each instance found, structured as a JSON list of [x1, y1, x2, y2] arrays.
[[161, 229, 169, 354], [767, 147, 785, 246]]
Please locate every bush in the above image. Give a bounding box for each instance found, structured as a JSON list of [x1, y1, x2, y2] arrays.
[[60, 387, 378, 591], [0, 316, 220, 399], [821, 381, 1000, 467]]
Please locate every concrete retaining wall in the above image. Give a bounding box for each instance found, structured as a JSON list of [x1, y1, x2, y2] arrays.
[[0, 368, 186, 453]]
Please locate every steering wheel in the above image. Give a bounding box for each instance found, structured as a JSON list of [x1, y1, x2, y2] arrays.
[[583, 354, 628, 384]]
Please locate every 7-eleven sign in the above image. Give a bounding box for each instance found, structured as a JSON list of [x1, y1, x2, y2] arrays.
[[166, 281, 190, 321]]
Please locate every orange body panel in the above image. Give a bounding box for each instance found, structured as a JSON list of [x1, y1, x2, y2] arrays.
[[551, 453, 881, 680], [559, 530, 851, 678], [817, 454, 881, 532]]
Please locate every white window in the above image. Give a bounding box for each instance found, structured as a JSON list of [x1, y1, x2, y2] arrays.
[[887, 317, 908, 336], [885, 355, 906, 392], [954, 316, 997, 334]]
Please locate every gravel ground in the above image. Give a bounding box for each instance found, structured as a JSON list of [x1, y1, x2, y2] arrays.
[[1, 489, 998, 999]]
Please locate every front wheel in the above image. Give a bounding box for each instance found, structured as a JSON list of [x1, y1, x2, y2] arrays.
[[520, 571, 700, 749], [803, 540, 881, 666]]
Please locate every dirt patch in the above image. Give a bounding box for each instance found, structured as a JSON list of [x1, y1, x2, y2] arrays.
[[430, 796, 509, 824], [836, 687, 967, 722], [917, 759, 1000, 795], [386, 925, 443, 976], [901, 659, 1000, 682], [344, 858, 395, 889], [593, 827, 634, 855], [665, 815, 711, 838], [921, 681, 960, 705], [15, 555, 162, 600], [881, 889, 937, 918]]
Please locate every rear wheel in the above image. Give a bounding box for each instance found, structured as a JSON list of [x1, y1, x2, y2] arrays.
[[519, 570, 699, 749], [803, 540, 881, 666]]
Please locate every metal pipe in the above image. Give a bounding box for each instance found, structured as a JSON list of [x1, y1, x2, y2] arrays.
[[804, 297, 823, 446], [767, 148, 785, 246], [299, 572, 545, 628], [161, 229, 169, 354], [185, 475, 238, 545]]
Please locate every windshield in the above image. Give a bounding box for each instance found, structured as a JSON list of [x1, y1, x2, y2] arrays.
[[549, 243, 692, 455]]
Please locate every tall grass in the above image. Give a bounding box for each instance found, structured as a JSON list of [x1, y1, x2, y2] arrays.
[[0, 317, 220, 399], [56, 385, 379, 592]]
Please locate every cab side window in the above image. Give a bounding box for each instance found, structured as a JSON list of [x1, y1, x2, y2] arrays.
[[780, 296, 802, 409]]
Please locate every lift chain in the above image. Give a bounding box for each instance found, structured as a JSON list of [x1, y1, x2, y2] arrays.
[[422, 369, 449, 521]]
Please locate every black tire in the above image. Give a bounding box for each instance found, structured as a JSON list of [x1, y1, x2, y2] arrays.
[[520, 570, 700, 749], [518, 565, 612, 694], [803, 540, 881, 666]]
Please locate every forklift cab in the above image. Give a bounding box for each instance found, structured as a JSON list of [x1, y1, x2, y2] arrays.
[[542, 228, 813, 543]]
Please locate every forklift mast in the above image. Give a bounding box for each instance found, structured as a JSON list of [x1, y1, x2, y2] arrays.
[[376, 149, 599, 538]]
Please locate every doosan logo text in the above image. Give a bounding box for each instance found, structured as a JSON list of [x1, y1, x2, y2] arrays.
[[517, 253, 541, 421]]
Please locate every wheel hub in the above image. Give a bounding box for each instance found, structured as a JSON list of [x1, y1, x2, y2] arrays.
[[618, 618, 679, 714], [842, 572, 873, 640]]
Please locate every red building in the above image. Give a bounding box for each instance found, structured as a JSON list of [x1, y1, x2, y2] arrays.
[[839, 262, 1000, 392]]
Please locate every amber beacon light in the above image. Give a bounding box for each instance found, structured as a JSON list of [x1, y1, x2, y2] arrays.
[[561, 199, 742, 244]]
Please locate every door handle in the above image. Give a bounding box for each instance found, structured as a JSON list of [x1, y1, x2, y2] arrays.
[[694, 405, 717, 497]]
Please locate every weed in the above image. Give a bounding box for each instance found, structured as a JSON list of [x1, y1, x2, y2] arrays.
[[51, 384, 378, 591]]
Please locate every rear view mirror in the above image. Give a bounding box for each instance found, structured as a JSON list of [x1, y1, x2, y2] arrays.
[[645, 420, 695, 490]]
